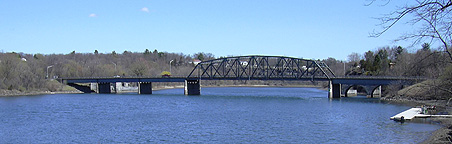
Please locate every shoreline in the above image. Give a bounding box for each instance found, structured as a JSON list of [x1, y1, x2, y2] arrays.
[[0, 89, 82, 97], [381, 97, 452, 143]]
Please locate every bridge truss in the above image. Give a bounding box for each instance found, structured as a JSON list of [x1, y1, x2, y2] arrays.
[[187, 56, 336, 80]]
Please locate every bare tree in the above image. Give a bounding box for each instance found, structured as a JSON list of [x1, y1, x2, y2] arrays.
[[347, 52, 362, 63], [369, 0, 452, 62]]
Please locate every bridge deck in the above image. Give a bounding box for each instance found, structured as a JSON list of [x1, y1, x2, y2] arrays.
[[61, 76, 421, 84], [62, 77, 188, 83]]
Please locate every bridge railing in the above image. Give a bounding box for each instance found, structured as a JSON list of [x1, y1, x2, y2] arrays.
[[60, 75, 189, 79], [333, 76, 428, 80], [191, 75, 331, 81]]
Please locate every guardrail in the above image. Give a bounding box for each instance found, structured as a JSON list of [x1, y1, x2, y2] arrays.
[[333, 76, 428, 80]]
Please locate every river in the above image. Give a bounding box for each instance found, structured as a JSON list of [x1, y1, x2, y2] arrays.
[[0, 87, 440, 143]]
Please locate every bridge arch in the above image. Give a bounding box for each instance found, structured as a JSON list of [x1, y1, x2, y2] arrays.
[[343, 85, 355, 97], [369, 85, 383, 98], [342, 84, 382, 98], [187, 55, 336, 80]]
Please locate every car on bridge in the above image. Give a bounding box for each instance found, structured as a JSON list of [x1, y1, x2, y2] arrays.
[[161, 71, 171, 78]]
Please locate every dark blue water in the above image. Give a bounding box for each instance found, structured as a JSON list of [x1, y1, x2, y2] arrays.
[[0, 87, 440, 143]]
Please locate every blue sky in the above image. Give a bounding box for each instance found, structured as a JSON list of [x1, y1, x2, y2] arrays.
[[0, 0, 418, 60]]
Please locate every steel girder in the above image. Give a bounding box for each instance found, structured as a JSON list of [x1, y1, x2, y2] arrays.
[[187, 56, 336, 80]]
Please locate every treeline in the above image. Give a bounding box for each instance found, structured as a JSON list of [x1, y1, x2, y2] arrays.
[[0, 49, 214, 92], [324, 43, 450, 78], [323, 43, 452, 99], [1, 45, 451, 99]]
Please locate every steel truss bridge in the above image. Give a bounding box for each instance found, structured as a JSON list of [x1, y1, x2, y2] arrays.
[[61, 55, 423, 98], [187, 56, 335, 80]]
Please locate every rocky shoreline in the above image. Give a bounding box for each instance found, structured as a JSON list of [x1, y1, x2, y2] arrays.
[[421, 117, 452, 144], [420, 105, 452, 144]]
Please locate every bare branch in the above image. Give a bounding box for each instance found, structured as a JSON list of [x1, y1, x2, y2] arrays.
[[371, 0, 452, 62], [364, 0, 391, 6]]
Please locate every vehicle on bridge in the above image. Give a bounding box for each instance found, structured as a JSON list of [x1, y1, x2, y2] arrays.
[[161, 71, 171, 78]]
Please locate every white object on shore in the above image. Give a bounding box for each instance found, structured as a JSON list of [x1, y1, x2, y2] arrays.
[[390, 108, 452, 121], [390, 108, 422, 120]]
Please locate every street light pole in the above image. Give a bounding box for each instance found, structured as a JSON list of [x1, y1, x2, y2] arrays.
[[46, 65, 53, 79], [343, 62, 346, 76], [169, 60, 174, 74]]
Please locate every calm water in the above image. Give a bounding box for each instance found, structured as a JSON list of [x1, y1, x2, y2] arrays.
[[0, 87, 440, 143]]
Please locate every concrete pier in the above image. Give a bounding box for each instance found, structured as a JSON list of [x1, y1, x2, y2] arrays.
[[97, 83, 112, 94], [185, 79, 200, 95], [329, 81, 341, 98], [139, 82, 152, 94]]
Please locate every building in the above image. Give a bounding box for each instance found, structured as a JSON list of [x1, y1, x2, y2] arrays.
[[192, 59, 202, 65]]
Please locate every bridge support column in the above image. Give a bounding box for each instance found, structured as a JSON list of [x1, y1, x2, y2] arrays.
[[328, 81, 341, 98], [115, 82, 122, 93], [91, 83, 98, 92], [98, 83, 112, 94], [139, 82, 152, 94], [185, 79, 200, 95], [341, 84, 349, 97]]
